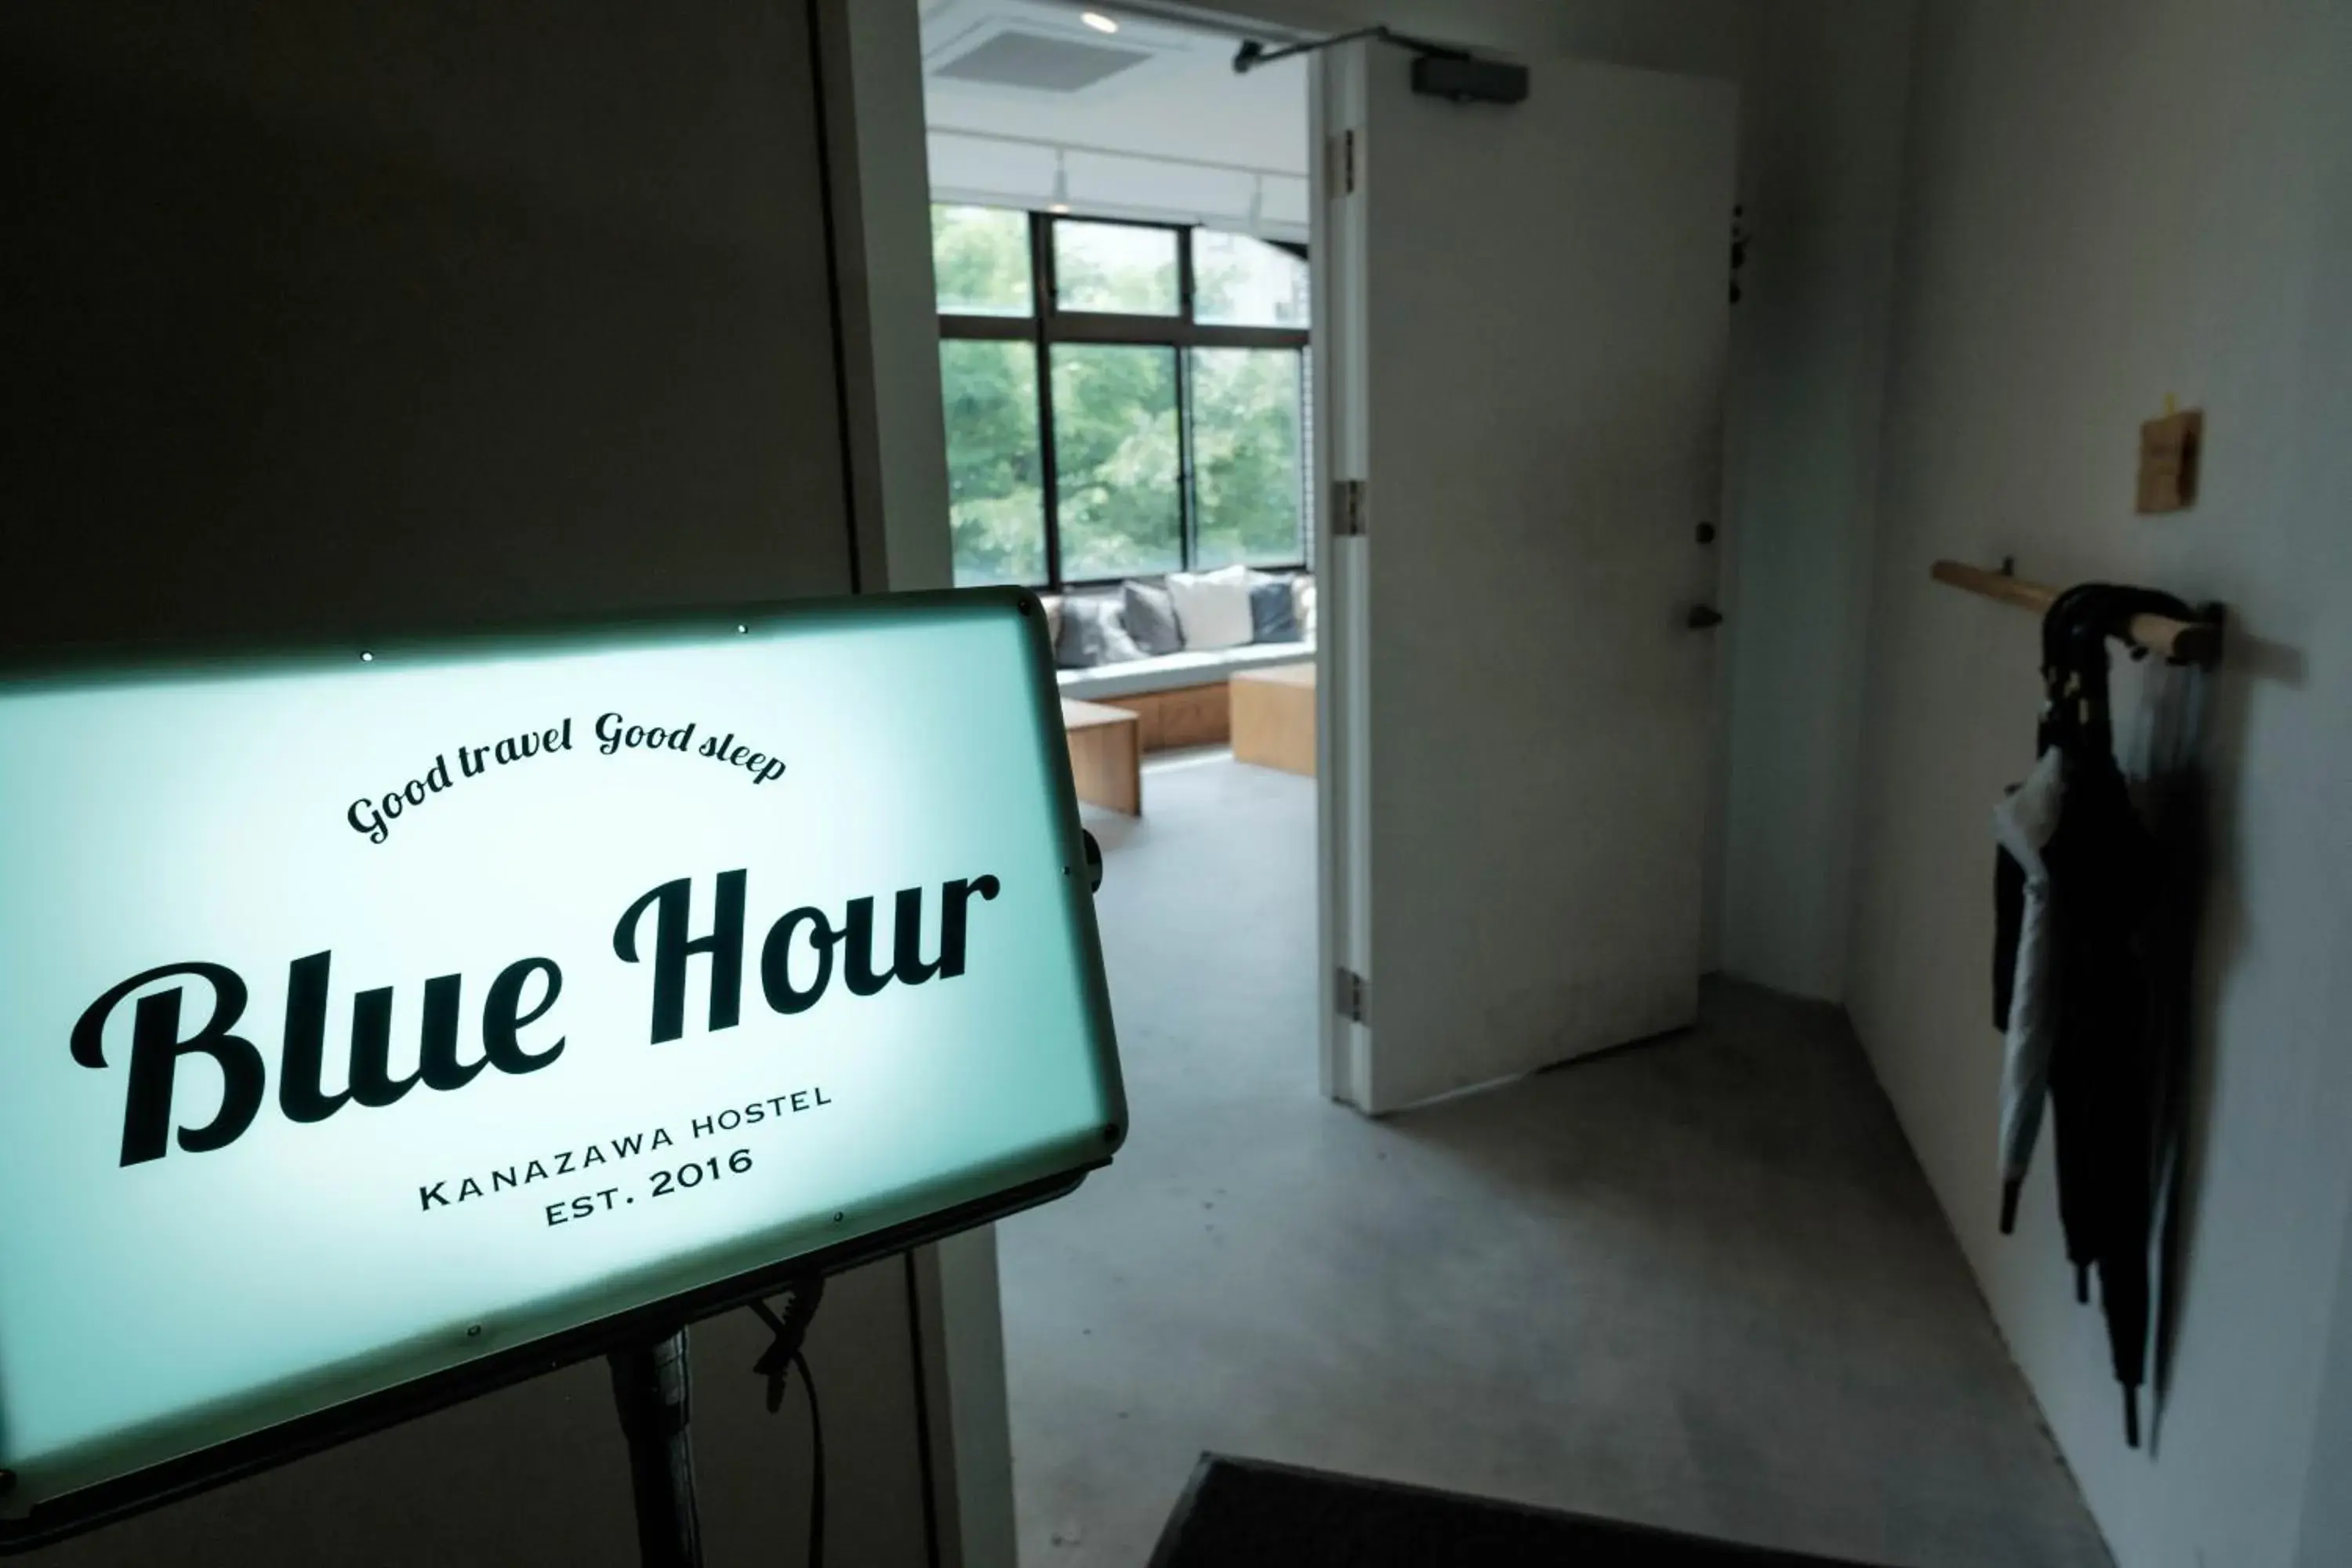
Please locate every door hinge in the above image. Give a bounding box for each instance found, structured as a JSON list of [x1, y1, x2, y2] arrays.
[[1334, 966, 1370, 1025], [1330, 478, 1367, 538], [1328, 129, 1357, 196]]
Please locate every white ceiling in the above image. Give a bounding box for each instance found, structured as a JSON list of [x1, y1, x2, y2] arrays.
[[918, 0, 1310, 238]]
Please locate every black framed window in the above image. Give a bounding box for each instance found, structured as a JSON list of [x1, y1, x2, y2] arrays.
[[931, 205, 1310, 590]]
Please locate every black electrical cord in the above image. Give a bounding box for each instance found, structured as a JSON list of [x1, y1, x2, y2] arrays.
[[750, 1281, 826, 1568], [793, 1348, 824, 1568]]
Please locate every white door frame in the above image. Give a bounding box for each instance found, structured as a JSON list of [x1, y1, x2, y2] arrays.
[[1311, 43, 1375, 1110]]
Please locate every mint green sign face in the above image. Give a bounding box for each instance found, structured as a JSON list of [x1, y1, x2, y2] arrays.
[[0, 592, 1122, 1527]]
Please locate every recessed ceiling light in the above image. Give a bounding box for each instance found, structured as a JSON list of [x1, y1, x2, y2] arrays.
[[1080, 11, 1119, 33], [1049, 202, 1072, 214]]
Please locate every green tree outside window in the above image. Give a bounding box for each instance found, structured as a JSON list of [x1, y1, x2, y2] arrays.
[[933, 206, 1308, 588]]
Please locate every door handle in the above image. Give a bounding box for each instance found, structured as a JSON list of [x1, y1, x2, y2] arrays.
[[1686, 604, 1725, 630]]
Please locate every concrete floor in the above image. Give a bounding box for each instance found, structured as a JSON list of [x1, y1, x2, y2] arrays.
[[1001, 752, 2111, 1568]]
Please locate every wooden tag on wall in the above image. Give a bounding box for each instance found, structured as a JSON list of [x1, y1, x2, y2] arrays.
[[2136, 408, 2202, 514]]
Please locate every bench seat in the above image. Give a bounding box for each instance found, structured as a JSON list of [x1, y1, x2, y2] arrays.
[[1054, 641, 1316, 702]]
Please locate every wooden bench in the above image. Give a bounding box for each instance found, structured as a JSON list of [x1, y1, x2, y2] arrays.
[[1054, 641, 1314, 754], [1103, 681, 1230, 752], [1059, 654, 1318, 812], [1230, 661, 1316, 776], [1061, 699, 1142, 815]]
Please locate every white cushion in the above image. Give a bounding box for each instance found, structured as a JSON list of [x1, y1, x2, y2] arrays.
[[1291, 575, 1316, 641], [1166, 564, 1258, 650]]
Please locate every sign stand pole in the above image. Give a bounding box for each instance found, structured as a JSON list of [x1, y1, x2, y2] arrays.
[[608, 1327, 702, 1568]]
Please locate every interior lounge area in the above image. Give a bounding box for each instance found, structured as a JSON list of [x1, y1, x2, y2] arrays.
[[927, 201, 1319, 811]]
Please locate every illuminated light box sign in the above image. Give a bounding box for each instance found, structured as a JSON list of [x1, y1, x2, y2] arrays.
[[0, 592, 1123, 1548]]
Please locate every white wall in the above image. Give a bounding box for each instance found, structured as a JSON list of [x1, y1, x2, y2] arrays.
[[1156, 0, 1912, 994], [827, 13, 1022, 1555], [832, 0, 961, 597], [2298, 1202, 2352, 1566], [1714, 0, 1912, 1000], [916, 1228, 1022, 1568], [1846, 3, 2352, 1566], [922, 0, 1312, 238], [25, 1263, 938, 1568], [0, 3, 958, 1562]]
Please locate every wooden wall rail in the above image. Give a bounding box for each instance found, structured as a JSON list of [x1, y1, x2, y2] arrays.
[[1929, 560, 2222, 666]]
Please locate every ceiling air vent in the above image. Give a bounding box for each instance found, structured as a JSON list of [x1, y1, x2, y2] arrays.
[[934, 29, 1151, 92]]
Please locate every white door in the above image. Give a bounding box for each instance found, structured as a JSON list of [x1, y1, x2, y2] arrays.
[[1314, 43, 1737, 1114]]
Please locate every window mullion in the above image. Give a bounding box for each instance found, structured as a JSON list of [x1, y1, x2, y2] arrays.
[[1175, 345, 1196, 573], [1178, 223, 1197, 325], [1031, 211, 1062, 591], [1175, 227, 1197, 572]]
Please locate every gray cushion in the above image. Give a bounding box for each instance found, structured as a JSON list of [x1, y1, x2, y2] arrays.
[[1122, 579, 1183, 656], [1056, 593, 1143, 669], [1250, 579, 1299, 643]]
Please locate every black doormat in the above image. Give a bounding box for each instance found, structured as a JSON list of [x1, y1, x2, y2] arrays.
[[1147, 1455, 1885, 1568]]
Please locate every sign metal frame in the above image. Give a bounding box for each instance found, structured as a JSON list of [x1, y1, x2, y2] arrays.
[[0, 587, 1125, 1553]]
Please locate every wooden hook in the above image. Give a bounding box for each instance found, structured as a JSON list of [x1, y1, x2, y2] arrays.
[[1930, 560, 2221, 667]]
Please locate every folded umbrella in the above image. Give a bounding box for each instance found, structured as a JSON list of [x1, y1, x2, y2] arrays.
[[2028, 584, 2198, 1446], [1992, 744, 2066, 1233]]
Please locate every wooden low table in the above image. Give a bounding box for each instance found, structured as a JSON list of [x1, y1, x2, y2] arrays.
[[1061, 698, 1142, 815], [1229, 661, 1315, 776]]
